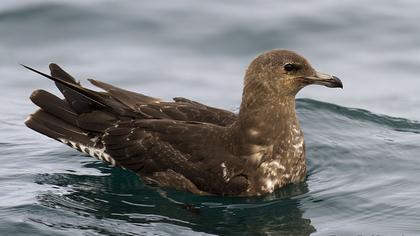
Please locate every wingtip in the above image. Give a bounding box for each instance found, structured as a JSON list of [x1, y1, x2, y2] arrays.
[[20, 64, 53, 79], [20, 64, 30, 69], [21, 64, 43, 75], [49, 63, 59, 70], [24, 114, 32, 127], [26, 65, 108, 108], [87, 78, 99, 86]]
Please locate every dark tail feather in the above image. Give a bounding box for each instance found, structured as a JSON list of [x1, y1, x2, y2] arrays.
[[25, 109, 118, 166], [24, 65, 120, 166], [29, 89, 118, 133], [25, 89, 90, 143], [29, 89, 79, 127], [25, 109, 92, 145], [26, 88, 91, 143], [49, 63, 77, 84], [49, 63, 98, 114], [21, 64, 138, 117], [21, 64, 107, 108]]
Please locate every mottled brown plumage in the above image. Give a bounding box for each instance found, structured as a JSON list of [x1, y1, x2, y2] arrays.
[[24, 49, 342, 196]]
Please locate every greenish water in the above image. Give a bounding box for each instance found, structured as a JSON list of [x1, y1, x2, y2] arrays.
[[1, 0, 420, 235]]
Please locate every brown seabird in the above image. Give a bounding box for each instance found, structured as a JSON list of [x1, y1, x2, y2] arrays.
[[23, 49, 342, 196]]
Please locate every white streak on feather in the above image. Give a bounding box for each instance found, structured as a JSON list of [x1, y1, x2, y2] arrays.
[[221, 162, 228, 180], [248, 128, 260, 137], [90, 137, 99, 143], [58, 138, 116, 166]]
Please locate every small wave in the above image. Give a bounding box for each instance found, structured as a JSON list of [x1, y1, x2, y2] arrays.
[[297, 98, 420, 133]]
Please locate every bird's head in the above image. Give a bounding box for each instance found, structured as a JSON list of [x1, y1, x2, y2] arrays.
[[243, 49, 342, 99]]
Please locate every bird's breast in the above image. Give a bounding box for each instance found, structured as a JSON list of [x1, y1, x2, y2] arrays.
[[244, 126, 306, 195]]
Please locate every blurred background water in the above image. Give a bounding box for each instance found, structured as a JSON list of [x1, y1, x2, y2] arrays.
[[1, 0, 420, 235]]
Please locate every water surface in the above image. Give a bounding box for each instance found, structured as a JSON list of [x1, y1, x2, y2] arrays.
[[1, 1, 420, 235]]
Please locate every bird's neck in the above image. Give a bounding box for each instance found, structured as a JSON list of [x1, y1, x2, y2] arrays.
[[230, 95, 303, 157]]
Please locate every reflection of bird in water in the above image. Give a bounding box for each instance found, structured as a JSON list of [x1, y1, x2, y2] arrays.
[[24, 49, 342, 196], [35, 166, 315, 235]]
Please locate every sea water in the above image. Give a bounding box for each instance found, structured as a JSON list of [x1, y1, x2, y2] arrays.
[[1, 0, 420, 235]]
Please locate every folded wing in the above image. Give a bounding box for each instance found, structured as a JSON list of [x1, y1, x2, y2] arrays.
[[24, 64, 248, 195]]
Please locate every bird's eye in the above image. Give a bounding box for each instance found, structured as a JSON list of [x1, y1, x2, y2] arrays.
[[284, 63, 296, 72]]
